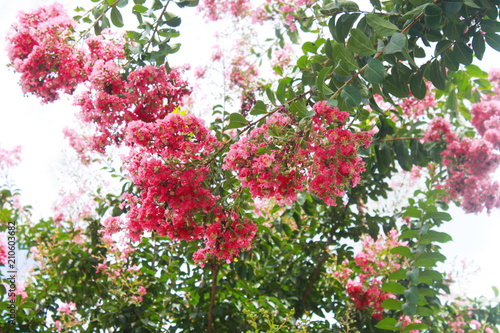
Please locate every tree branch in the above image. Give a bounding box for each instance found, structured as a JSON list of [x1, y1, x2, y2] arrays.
[[74, 0, 120, 45]]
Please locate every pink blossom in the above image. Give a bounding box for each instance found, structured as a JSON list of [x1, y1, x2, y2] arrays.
[[57, 301, 76, 315], [0, 234, 8, 265], [0, 145, 22, 170]]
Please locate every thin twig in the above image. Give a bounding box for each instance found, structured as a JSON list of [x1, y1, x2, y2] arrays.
[[74, 0, 120, 45], [145, 0, 171, 54]]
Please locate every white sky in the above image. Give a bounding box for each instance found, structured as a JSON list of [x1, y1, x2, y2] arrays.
[[0, 0, 498, 301]]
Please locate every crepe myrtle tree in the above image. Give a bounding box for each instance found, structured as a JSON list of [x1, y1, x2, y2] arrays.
[[1, 0, 500, 332]]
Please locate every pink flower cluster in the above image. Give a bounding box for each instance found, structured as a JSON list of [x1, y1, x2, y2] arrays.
[[198, 0, 252, 21], [471, 100, 500, 149], [7, 4, 191, 154], [424, 117, 500, 214], [0, 145, 22, 170], [224, 102, 373, 206], [272, 45, 294, 72], [75, 64, 190, 152], [57, 301, 76, 315], [123, 114, 257, 265], [0, 234, 8, 265], [63, 127, 93, 165], [399, 315, 422, 333], [403, 81, 436, 118], [338, 230, 406, 320], [6, 3, 86, 103]]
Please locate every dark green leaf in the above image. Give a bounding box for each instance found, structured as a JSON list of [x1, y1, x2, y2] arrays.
[[347, 29, 377, 56], [472, 32, 486, 60], [453, 42, 473, 65], [332, 43, 359, 69], [485, 33, 500, 52], [404, 285, 419, 304], [410, 71, 427, 100], [341, 85, 361, 107], [442, 0, 464, 13], [434, 39, 453, 56], [393, 139, 412, 171], [363, 58, 385, 84], [415, 252, 447, 267], [424, 4, 442, 30], [429, 60, 446, 90]]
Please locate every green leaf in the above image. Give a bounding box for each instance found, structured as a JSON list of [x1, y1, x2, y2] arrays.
[[472, 33, 486, 60], [404, 285, 419, 304], [381, 298, 403, 310], [375, 142, 391, 174], [453, 42, 473, 65], [429, 60, 446, 91], [366, 14, 399, 36], [166, 16, 181, 27], [424, 4, 442, 30], [363, 58, 385, 84], [410, 71, 427, 100], [418, 270, 443, 283], [420, 231, 453, 244], [316, 66, 333, 98], [402, 302, 417, 316], [434, 39, 453, 56], [290, 101, 308, 118], [392, 245, 415, 259], [110, 7, 124, 27], [347, 29, 377, 56], [393, 139, 412, 171], [332, 43, 359, 69], [133, 4, 148, 13], [384, 32, 406, 55], [389, 268, 407, 280], [422, 211, 452, 221], [485, 33, 500, 52], [415, 252, 447, 267], [341, 86, 361, 107], [375, 318, 398, 330], [442, 0, 464, 13], [407, 268, 420, 284], [226, 113, 248, 129], [403, 324, 429, 333], [382, 281, 406, 294], [250, 101, 267, 115]]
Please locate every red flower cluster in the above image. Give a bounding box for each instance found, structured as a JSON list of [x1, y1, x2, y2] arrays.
[[424, 117, 500, 214], [6, 3, 86, 103], [123, 114, 257, 265], [224, 101, 373, 206], [223, 113, 307, 205], [193, 208, 257, 266], [75, 63, 190, 152]]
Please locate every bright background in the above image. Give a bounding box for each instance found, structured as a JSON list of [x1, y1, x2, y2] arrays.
[[0, 0, 498, 301]]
